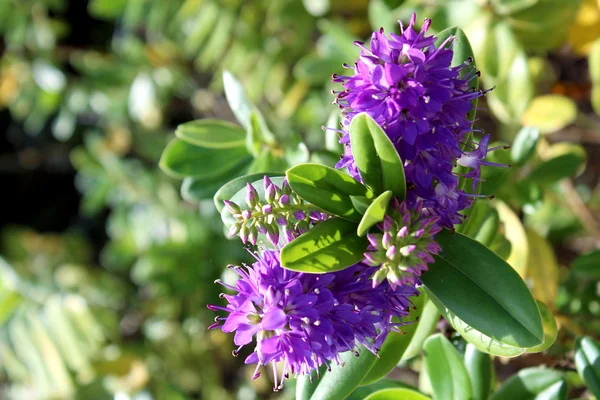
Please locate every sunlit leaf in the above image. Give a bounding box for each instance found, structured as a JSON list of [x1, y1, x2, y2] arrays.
[[421, 230, 543, 348], [357, 191, 393, 237], [575, 336, 600, 398], [521, 95, 578, 134], [423, 334, 472, 400]]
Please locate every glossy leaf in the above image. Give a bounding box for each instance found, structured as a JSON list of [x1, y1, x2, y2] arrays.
[[511, 126, 540, 166], [213, 172, 281, 212], [425, 288, 526, 357], [525, 301, 558, 354], [357, 191, 393, 237], [223, 70, 252, 129], [361, 290, 427, 386], [575, 336, 600, 398], [521, 95, 578, 134], [464, 344, 495, 400], [246, 110, 277, 157], [349, 113, 406, 199], [286, 164, 373, 222], [159, 138, 251, 180], [280, 218, 368, 273], [309, 345, 377, 400], [181, 162, 250, 203], [364, 388, 431, 400], [296, 365, 326, 400], [401, 300, 440, 360], [175, 119, 246, 149], [491, 367, 567, 400], [421, 230, 543, 348], [423, 334, 472, 400]]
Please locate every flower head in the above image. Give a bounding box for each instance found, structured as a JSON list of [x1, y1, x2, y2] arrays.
[[365, 198, 441, 287], [332, 13, 497, 228], [209, 249, 419, 389]]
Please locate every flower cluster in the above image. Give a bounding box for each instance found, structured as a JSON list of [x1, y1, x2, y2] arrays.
[[208, 249, 419, 389], [225, 176, 329, 246], [365, 199, 441, 287], [332, 13, 501, 228]]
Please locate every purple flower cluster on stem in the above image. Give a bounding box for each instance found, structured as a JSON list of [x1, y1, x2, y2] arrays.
[[208, 249, 418, 389], [331, 13, 505, 228]]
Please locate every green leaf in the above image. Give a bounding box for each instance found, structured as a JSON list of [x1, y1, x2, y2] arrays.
[[280, 218, 368, 273], [181, 164, 250, 203], [246, 110, 277, 156], [401, 300, 440, 360], [464, 344, 495, 400], [213, 172, 282, 212], [496, 200, 529, 278], [528, 143, 586, 184], [521, 95, 578, 134], [357, 191, 393, 237], [525, 230, 559, 306], [525, 301, 558, 354], [159, 138, 251, 180], [175, 119, 246, 149], [590, 38, 600, 115], [511, 126, 540, 166], [223, 70, 252, 129], [575, 337, 600, 398], [349, 113, 406, 198], [309, 345, 377, 400], [421, 230, 543, 348], [296, 365, 326, 400], [364, 388, 431, 400], [286, 164, 373, 222], [425, 288, 525, 357], [360, 290, 426, 386], [572, 250, 600, 280], [491, 367, 567, 400], [423, 334, 472, 400]]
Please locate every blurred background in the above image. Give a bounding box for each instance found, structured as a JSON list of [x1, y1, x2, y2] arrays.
[[1, 0, 600, 399]]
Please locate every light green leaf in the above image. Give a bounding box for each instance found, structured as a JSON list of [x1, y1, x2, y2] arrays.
[[223, 70, 252, 129], [349, 113, 406, 198], [175, 119, 246, 149], [496, 200, 529, 277], [309, 345, 377, 400], [525, 230, 559, 306], [491, 367, 567, 400], [575, 336, 600, 398], [357, 191, 393, 237], [525, 301, 558, 354], [361, 290, 427, 386], [402, 300, 440, 360], [364, 388, 431, 400], [464, 344, 495, 400], [423, 334, 472, 400], [286, 163, 373, 222], [421, 230, 543, 348], [159, 138, 251, 180], [280, 218, 368, 273], [521, 95, 578, 134]]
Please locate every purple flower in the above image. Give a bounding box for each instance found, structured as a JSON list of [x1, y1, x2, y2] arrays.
[[365, 198, 442, 287], [208, 249, 419, 389], [331, 13, 499, 228]]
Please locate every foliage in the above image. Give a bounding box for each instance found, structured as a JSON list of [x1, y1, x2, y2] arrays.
[[2, 0, 600, 399]]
